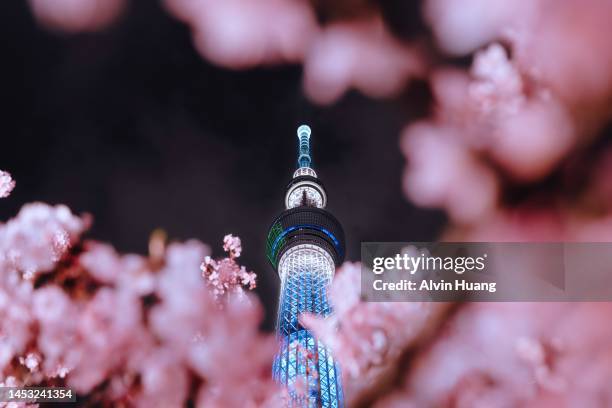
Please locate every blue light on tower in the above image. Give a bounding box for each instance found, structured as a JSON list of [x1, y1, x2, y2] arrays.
[[267, 125, 345, 407]]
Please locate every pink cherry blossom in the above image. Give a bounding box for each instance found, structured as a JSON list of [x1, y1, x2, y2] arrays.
[[163, 2, 424, 103], [0, 171, 15, 199], [223, 234, 242, 258], [164, 0, 317, 69], [404, 0, 612, 229], [0, 203, 274, 407], [0, 203, 88, 279], [201, 234, 256, 300], [303, 17, 425, 105], [373, 303, 612, 407], [27, 0, 127, 32]]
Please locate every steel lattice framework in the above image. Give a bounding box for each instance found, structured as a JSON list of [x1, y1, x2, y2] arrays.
[[268, 126, 345, 407], [272, 245, 343, 407]]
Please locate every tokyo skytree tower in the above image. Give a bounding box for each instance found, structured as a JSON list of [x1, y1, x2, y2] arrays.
[[267, 125, 345, 407]]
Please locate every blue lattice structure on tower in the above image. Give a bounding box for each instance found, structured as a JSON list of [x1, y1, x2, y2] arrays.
[[268, 125, 345, 407]]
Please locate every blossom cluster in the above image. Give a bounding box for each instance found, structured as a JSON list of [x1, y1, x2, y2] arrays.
[[0, 202, 280, 407], [375, 302, 612, 407], [0, 171, 15, 199], [200, 234, 256, 300]]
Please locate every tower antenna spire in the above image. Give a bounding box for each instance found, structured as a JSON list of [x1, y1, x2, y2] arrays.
[[297, 124, 312, 169]]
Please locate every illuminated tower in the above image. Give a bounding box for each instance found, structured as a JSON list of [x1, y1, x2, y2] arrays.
[[268, 125, 345, 407]]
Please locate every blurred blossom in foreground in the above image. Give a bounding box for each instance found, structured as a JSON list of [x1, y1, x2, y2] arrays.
[[401, 43, 575, 223], [0, 203, 88, 279], [0, 171, 15, 198], [28, 0, 127, 32], [375, 303, 612, 407], [163, 0, 424, 104], [164, 0, 317, 68], [408, 0, 612, 231], [0, 204, 279, 407], [302, 17, 425, 105]]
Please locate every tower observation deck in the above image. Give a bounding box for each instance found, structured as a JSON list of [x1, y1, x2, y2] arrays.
[[268, 125, 345, 407]]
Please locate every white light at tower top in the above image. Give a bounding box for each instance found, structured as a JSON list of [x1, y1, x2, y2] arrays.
[[297, 124, 311, 139]]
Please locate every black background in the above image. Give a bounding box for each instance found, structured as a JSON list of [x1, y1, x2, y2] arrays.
[[0, 1, 444, 328]]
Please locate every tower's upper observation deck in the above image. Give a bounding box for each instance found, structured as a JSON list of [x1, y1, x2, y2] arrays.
[[266, 125, 345, 270]]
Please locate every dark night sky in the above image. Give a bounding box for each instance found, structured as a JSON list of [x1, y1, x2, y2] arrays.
[[0, 1, 444, 327]]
